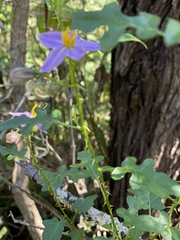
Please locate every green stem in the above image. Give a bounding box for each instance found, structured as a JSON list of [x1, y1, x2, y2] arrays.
[[26, 137, 75, 228], [68, 59, 121, 239]]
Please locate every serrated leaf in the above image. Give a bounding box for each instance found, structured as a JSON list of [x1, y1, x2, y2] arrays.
[[42, 217, 66, 240], [73, 195, 97, 213], [164, 18, 180, 46]]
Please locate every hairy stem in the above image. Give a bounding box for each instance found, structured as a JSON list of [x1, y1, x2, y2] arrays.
[[68, 58, 121, 239]]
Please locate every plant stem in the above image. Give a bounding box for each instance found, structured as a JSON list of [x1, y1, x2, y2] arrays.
[[26, 137, 75, 228], [68, 58, 121, 239]]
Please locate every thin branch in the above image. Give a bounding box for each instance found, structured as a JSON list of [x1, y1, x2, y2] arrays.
[[17, 160, 137, 238], [8, 211, 45, 230], [0, 173, 62, 221]]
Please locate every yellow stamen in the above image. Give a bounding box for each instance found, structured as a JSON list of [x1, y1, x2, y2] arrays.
[[62, 27, 77, 48], [31, 104, 41, 117]]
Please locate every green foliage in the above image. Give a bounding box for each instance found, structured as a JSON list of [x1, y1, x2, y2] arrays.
[[0, 108, 60, 135], [112, 157, 180, 198], [0, 145, 27, 160], [73, 195, 97, 212], [42, 217, 66, 240], [112, 157, 180, 239], [68, 228, 85, 240], [72, 2, 180, 52], [70, 150, 104, 180], [38, 165, 68, 191], [1, 1, 180, 239], [164, 18, 180, 46]]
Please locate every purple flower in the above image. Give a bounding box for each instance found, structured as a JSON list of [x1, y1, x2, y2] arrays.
[[38, 27, 100, 72], [9, 104, 47, 133]]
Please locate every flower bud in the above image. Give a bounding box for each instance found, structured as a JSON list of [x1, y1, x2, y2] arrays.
[[10, 67, 34, 84], [6, 131, 20, 144]]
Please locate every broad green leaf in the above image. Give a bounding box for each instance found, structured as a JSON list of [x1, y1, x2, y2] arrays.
[[70, 151, 103, 180], [127, 228, 143, 240], [130, 12, 160, 39], [71, 2, 127, 33], [129, 187, 165, 210], [71, 2, 136, 52], [132, 211, 174, 238], [116, 207, 138, 223], [68, 228, 85, 240], [133, 212, 167, 232], [0, 145, 27, 159], [112, 157, 180, 198], [73, 195, 97, 213], [164, 18, 180, 46], [42, 217, 66, 240], [171, 227, 180, 240]]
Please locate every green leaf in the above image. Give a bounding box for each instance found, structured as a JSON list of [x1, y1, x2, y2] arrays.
[[132, 211, 171, 236], [0, 145, 27, 159], [70, 151, 103, 180], [112, 157, 180, 198], [73, 195, 97, 213], [129, 187, 165, 211], [38, 166, 67, 191], [42, 217, 66, 240], [131, 12, 160, 40], [95, 237, 113, 240], [164, 18, 180, 46], [68, 228, 85, 240], [171, 227, 180, 240], [71, 2, 137, 52], [0, 108, 60, 135], [128, 228, 143, 240], [116, 207, 137, 223], [118, 33, 147, 49]]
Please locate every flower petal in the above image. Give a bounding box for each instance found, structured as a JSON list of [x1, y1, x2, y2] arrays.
[[65, 46, 86, 61], [40, 48, 66, 72], [9, 111, 32, 118], [38, 31, 63, 48], [76, 37, 101, 51]]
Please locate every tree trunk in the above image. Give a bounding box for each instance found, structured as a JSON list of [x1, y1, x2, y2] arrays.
[[10, 1, 44, 239], [109, 0, 180, 209]]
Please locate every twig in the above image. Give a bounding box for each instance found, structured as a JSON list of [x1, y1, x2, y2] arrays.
[[0, 173, 62, 221], [8, 211, 45, 230], [18, 160, 133, 238]]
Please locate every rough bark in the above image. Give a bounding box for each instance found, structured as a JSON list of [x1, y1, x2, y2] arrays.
[[109, 0, 180, 209], [10, 1, 44, 239], [10, 0, 29, 108]]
